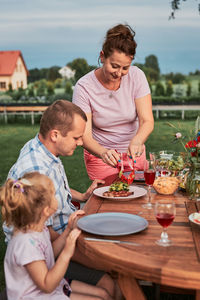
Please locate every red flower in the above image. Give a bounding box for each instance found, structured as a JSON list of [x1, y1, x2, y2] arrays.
[[185, 140, 197, 148], [185, 136, 200, 148], [191, 150, 198, 157]]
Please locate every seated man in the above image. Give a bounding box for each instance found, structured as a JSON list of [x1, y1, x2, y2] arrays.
[[3, 100, 121, 299]]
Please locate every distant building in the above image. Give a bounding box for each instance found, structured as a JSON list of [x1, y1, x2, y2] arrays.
[[58, 66, 75, 79], [0, 50, 29, 91]]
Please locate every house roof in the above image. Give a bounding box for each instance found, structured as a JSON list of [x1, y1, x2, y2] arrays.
[[0, 50, 29, 76]]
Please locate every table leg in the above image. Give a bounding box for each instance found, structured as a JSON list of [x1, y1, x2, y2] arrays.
[[196, 290, 200, 300], [118, 274, 146, 300]]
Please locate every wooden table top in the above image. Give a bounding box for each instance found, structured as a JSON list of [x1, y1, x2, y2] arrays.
[[77, 175, 200, 292]]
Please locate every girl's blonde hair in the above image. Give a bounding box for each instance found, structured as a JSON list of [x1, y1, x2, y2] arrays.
[[0, 172, 54, 232]]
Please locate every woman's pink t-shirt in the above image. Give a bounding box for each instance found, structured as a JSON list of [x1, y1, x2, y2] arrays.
[[73, 66, 150, 152]]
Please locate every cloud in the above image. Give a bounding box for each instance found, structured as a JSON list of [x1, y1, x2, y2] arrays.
[[1, 0, 199, 73]]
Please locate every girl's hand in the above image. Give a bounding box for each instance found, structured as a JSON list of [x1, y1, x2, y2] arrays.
[[64, 228, 81, 258], [101, 149, 120, 167], [68, 210, 85, 230], [83, 179, 105, 201]]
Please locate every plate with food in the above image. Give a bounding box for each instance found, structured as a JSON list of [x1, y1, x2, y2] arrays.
[[189, 212, 200, 225], [93, 182, 147, 200], [77, 212, 148, 236]]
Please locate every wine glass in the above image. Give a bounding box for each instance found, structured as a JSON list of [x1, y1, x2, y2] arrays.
[[142, 158, 156, 209], [154, 200, 176, 247]]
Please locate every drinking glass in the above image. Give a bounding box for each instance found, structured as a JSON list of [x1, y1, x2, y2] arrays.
[[142, 158, 156, 209], [154, 200, 176, 247], [117, 152, 134, 184]]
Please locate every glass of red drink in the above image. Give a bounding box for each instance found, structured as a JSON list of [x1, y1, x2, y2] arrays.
[[154, 200, 176, 247], [142, 158, 156, 209]]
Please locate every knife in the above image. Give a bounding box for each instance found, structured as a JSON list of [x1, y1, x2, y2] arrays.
[[84, 237, 140, 246]]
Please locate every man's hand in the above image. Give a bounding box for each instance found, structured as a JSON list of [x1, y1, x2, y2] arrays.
[[83, 179, 105, 201]]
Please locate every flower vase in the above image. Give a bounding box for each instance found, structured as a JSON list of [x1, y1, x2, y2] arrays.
[[186, 161, 200, 201]]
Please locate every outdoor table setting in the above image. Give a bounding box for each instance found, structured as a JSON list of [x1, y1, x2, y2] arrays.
[[76, 151, 200, 300]]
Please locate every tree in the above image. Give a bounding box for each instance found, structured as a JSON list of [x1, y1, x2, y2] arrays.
[[165, 72, 185, 84], [198, 81, 200, 94], [155, 81, 165, 96], [47, 81, 55, 95], [169, 0, 200, 19], [186, 82, 192, 97], [37, 80, 47, 96], [65, 81, 73, 98], [144, 55, 160, 75], [166, 80, 173, 96], [67, 58, 96, 82], [28, 86, 35, 97], [47, 66, 61, 81]]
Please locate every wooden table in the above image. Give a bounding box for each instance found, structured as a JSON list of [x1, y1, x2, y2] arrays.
[[77, 175, 200, 300]]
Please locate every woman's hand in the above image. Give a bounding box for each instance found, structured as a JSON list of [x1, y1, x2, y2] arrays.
[[68, 210, 85, 230], [128, 139, 144, 161], [101, 149, 120, 167], [83, 179, 105, 201]]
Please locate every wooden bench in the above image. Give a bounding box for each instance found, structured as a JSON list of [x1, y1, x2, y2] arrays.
[[152, 104, 200, 120], [0, 106, 48, 125]]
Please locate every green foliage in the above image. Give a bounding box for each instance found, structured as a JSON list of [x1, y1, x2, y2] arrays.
[[8, 83, 13, 92], [36, 80, 47, 96], [186, 82, 192, 97], [65, 82, 73, 98], [28, 66, 61, 83], [165, 72, 186, 84], [152, 95, 200, 105], [28, 86, 35, 97], [47, 81, 55, 95], [47, 66, 62, 81], [144, 55, 160, 74], [155, 81, 165, 96], [166, 80, 173, 96], [67, 58, 96, 82], [54, 78, 63, 88]]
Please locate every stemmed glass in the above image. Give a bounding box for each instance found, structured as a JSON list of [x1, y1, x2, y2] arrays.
[[142, 158, 156, 209], [154, 200, 176, 247]]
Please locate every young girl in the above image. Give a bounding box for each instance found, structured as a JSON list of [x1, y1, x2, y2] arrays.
[[0, 172, 113, 300]]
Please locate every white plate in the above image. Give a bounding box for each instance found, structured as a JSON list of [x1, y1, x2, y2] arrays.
[[77, 212, 148, 236], [93, 185, 147, 200], [189, 213, 200, 225]]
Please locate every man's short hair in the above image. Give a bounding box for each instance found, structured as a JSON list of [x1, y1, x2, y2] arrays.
[[40, 100, 87, 138]]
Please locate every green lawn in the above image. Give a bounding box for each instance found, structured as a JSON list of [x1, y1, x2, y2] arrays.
[[0, 120, 197, 295]]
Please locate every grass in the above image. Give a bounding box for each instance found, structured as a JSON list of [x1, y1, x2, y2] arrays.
[[0, 120, 197, 298]]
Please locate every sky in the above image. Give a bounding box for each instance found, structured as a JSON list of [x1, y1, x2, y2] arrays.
[[1, 0, 200, 75]]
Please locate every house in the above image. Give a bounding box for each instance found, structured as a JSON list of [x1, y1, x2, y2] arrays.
[[0, 50, 29, 91], [58, 65, 75, 79]]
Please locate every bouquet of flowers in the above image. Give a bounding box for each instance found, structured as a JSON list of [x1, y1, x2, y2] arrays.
[[167, 116, 200, 198], [169, 116, 200, 164]]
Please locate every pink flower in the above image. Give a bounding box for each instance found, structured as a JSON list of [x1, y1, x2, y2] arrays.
[[175, 132, 182, 139]]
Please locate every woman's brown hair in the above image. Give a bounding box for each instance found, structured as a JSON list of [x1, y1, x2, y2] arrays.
[[102, 23, 137, 60], [0, 172, 54, 232]]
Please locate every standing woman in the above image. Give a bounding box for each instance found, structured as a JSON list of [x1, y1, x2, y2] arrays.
[[73, 23, 154, 180]]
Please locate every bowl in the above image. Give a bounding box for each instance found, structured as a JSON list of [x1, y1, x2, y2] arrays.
[[153, 176, 180, 195]]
